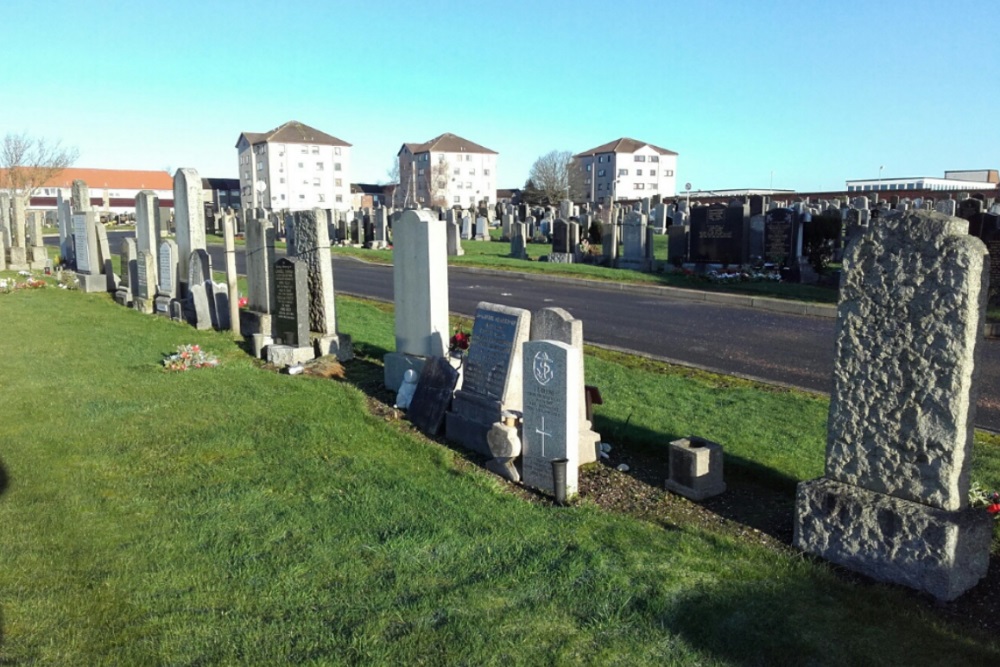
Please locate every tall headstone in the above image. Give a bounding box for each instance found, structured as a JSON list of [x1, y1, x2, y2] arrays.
[[27, 202, 47, 269], [56, 189, 74, 266], [619, 211, 650, 271], [173, 168, 206, 297], [793, 209, 993, 601], [272, 257, 310, 347], [114, 238, 138, 307], [289, 209, 351, 359], [134, 250, 156, 314], [763, 208, 798, 266], [510, 222, 527, 260], [521, 340, 581, 498], [72, 211, 104, 291], [135, 190, 159, 256], [245, 211, 277, 342], [531, 307, 600, 464], [154, 239, 178, 316], [0, 192, 10, 249], [222, 209, 241, 336], [384, 209, 450, 390], [445, 302, 531, 455], [447, 220, 464, 256], [689, 203, 745, 265]]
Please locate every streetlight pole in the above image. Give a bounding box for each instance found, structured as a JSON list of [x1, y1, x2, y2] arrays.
[[877, 165, 884, 203]]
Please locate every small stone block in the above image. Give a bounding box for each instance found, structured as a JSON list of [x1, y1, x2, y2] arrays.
[[313, 333, 353, 361], [665, 436, 726, 501], [267, 344, 316, 368]]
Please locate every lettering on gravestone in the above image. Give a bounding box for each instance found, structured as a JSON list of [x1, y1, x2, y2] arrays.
[[463, 310, 519, 400], [273, 258, 309, 346]]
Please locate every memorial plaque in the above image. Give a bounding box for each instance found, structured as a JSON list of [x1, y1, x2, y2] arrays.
[[763, 208, 796, 265], [408, 356, 460, 436], [273, 257, 309, 347], [463, 308, 520, 400]]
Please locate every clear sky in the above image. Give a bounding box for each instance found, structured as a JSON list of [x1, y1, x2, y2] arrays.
[[3, 0, 998, 193]]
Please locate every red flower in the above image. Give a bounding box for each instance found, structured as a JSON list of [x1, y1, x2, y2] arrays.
[[450, 330, 470, 351], [987, 503, 1000, 515], [238, 296, 248, 308]]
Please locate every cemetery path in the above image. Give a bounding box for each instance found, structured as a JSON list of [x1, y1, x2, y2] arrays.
[[90, 232, 1000, 431]]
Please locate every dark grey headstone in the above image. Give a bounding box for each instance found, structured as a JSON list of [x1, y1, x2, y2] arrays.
[[408, 356, 459, 436], [273, 257, 309, 347], [763, 208, 797, 265]]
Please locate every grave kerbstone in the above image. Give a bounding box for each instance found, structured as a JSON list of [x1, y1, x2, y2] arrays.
[[521, 340, 581, 498], [793, 209, 993, 601]]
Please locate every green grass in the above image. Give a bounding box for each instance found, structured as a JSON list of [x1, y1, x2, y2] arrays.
[[0, 279, 997, 664]]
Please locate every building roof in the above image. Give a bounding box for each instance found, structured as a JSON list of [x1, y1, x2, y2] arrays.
[[398, 132, 497, 156], [236, 120, 352, 148], [14, 167, 175, 190], [202, 177, 240, 189], [573, 137, 678, 158], [351, 183, 389, 195]]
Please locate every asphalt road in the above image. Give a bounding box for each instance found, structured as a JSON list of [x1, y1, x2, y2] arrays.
[[77, 232, 1000, 430]]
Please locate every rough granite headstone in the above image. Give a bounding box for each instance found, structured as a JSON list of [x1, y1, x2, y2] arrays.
[[793, 209, 993, 601]]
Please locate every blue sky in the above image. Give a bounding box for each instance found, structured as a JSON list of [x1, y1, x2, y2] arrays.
[[3, 0, 998, 192]]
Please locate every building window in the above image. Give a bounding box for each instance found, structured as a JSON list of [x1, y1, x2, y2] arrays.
[[466, 155, 472, 161], [585, 178, 591, 185], [316, 162, 324, 170], [313, 178, 321, 186], [453, 168, 460, 175], [465, 182, 472, 189], [420, 154, 429, 162], [650, 156, 659, 163], [454, 196, 461, 203], [438, 154, 446, 163], [279, 177, 285, 184], [318, 194, 326, 202], [334, 163, 342, 171], [457, 182, 463, 190], [257, 162, 264, 171], [649, 183, 658, 190], [665, 169, 674, 177], [301, 146, 308, 154], [484, 169, 490, 176], [634, 155, 646, 162], [618, 169, 628, 176], [636, 169, 643, 176], [334, 147, 341, 155], [335, 195, 343, 203], [299, 194, 305, 200], [243, 170, 250, 180], [297, 162, 304, 168], [280, 194, 285, 200], [335, 178, 342, 186], [598, 156, 604, 163], [597, 169, 606, 177], [311, 146, 319, 154], [469, 168, 475, 175], [635, 183, 645, 190], [649, 170, 656, 177], [418, 168, 425, 175], [597, 183, 604, 191]]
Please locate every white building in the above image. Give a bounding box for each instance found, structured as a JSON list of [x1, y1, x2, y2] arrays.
[[573, 138, 678, 204], [236, 120, 352, 212], [845, 169, 998, 193], [6, 167, 175, 214], [395, 133, 497, 208]]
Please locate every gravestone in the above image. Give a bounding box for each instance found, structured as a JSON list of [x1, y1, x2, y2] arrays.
[[272, 257, 310, 347], [71, 180, 90, 212], [445, 302, 531, 455], [407, 356, 461, 437], [186, 249, 215, 330], [461, 215, 472, 240], [619, 212, 650, 271], [289, 209, 352, 359], [531, 307, 600, 464], [135, 190, 160, 256], [72, 212, 105, 291], [154, 239, 178, 316], [667, 224, 687, 265], [134, 250, 156, 313], [27, 207, 46, 269], [7, 198, 29, 271], [689, 204, 745, 265], [447, 220, 464, 256], [245, 212, 277, 341], [475, 216, 488, 241], [972, 213, 1000, 306], [763, 208, 798, 266], [793, 209, 993, 601], [521, 340, 581, 497], [95, 224, 118, 292], [56, 189, 74, 266], [0, 192, 10, 249], [384, 210, 450, 390], [602, 221, 618, 265], [114, 238, 138, 307], [173, 168, 206, 297], [510, 222, 527, 260]]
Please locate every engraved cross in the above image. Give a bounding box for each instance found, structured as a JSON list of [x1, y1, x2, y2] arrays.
[[535, 417, 552, 458]]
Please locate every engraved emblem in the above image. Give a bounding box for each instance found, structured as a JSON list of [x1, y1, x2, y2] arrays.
[[533, 350, 554, 385]]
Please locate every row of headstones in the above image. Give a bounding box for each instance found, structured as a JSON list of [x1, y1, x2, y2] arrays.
[[382, 209, 600, 498], [0, 193, 49, 272]]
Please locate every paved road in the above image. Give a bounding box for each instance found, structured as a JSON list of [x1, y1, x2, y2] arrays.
[[76, 232, 1000, 430]]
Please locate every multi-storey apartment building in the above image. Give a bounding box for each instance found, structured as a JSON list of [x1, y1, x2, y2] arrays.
[[236, 121, 352, 212], [395, 133, 497, 208], [573, 138, 678, 204]]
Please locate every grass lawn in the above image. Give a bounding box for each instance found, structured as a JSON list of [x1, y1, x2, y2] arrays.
[[0, 275, 998, 664]]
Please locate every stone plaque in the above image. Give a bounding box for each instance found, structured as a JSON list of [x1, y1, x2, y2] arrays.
[[463, 306, 520, 400], [408, 356, 460, 437], [273, 257, 309, 347]]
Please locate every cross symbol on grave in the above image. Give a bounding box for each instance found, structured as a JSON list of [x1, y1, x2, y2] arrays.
[[535, 417, 552, 458]]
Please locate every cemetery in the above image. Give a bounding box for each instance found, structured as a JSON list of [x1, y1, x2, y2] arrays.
[[1, 175, 999, 663]]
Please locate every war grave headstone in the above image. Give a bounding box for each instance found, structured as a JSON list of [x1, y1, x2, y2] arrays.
[[445, 302, 531, 456], [268, 257, 314, 367], [114, 238, 138, 307], [793, 209, 993, 601], [407, 356, 461, 437], [384, 210, 450, 391], [521, 340, 581, 498], [154, 239, 178, 316], [288, 209, 352, 359]]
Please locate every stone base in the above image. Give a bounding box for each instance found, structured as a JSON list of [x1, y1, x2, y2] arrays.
[[240, 310, 272, 337], [76, 272, 107, 293], [252, 334, 273, 359], [169, 299, 185, 322], [114, 288, 132, 307], [30, 246, 47, 264], [444, 392, 503, 457], [153, 295, 172, 316], [665, 437, 726, 501], [133, 296, 154, 314], [384, 351, 429, 392], [579, 425, 601, 465], [548, 252, 575, 264], [7, 247, 29, 271], [794, 478, 993, 601], [313, 333, 353, 361], [619, 258, 652, 272], [267, 344, 316, 368]]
